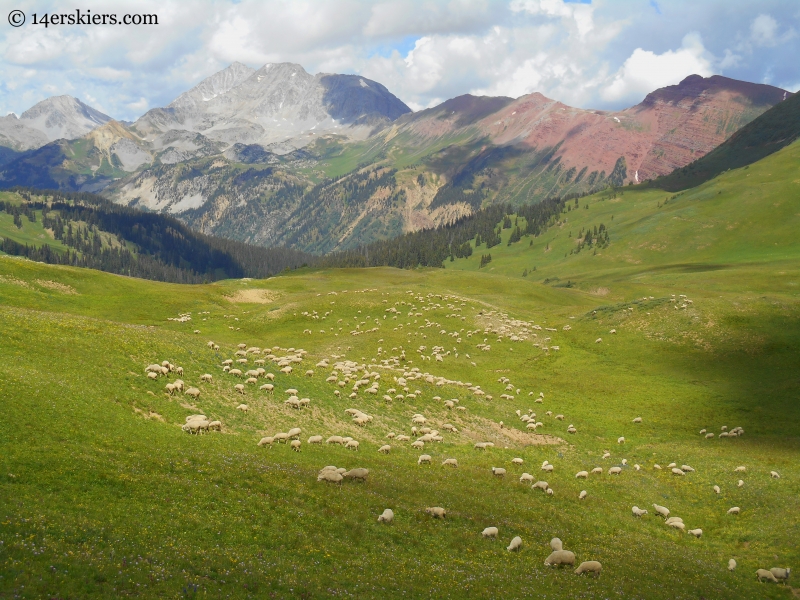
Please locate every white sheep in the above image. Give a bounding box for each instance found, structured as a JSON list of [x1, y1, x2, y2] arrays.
[[418, 454, 432, 465], [575, 471, 589, 479], [185, 387, 201, 399], [200, 374, 213, 383], [574, 561, 602, 577], [235, 403, 248, 412], [343, 468, 368, 481], [769, 568, 790, 582], [234, 384, 245, 394], [579, 490, 587, 500], [378, 445, 391, 454], [756, 569, 778, 583], [728, 559, 737, 571], [671, 468, 685, 476], [208, 421, 221, 431], [378, 509, 394, 524], [542, 464, 554, 473], [326, 435, 343, 445], [688, 529, 702, 538], [617, 437, 625, 444], [442, 458, 458, 468], [491, 467, 506, 477], [633, 417, 642, 423], [608, 467, 622, 475], [425, 507, 446, 518], [308, 435, 323, 444], [653, 504, 670, 518], [257, 436, 274, 447], [713, 485, 720, 494], [317, 470, 343, 483], [632, 506, 648, 517], [287, 428, 302, 439], [532, 481, 549, 491], [550, 538, 563, 551], [727, 507, 740, 515], [511, 458, 524, 465], [738, 479, 744, 488], [770, 471, 781, 479], [507, 536, 522, 552], [519, 473, 534, 484], [481, 527, 499, 539], [345, 440, 360, 451], [734, 466, 746, 473], [544, 550, 575, 567], [411, 440, 424, 450], [591, 467, 603, 475], [290, 440, 301, 452]]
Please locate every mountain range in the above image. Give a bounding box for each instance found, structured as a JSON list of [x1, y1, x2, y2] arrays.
[[0, 63, 792, 253]]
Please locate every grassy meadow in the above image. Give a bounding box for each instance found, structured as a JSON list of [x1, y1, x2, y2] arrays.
[[1, 143, 799, 599]]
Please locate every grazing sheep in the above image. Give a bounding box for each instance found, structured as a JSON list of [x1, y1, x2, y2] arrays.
[[547, 488, 554, 496], [738, 479, 744, 488], [208, 421, 222, 431], [618, 437, 625, 444], [165, 383, 175, 395], [542, 464, 554, 473], [245, 377, 258, 385], [411, 440, 425, 450], [608, 467, 622, 475], [482, 527, 499, 539], [756, 569, 779, 583], [290, 440, 301, 452], [769, 568, 790, 583], [442, 458, 458, 468], [235, 403, 248, 412], [326, 436, 344, 445], [700, 429, 707, 434], [519, 473, 534, 484], [287, 428, 302, 439], [667, 521, 685, 531], [185, 387, 201, 399], [257, 436, 274, 447], [378, 509, 394, 524], [632, 506, 648, 517], [671, 468, 685, 476], [425, 507, 446, 519], [591, 467, 603, 475], [728, 559, 737, 571], [343, 468, 369, 481], [378, 445, 391, 454], [317, 470, 343, 483], [681, 465, 695, 472], [653, 464, 662, 470], [550, 538, 563, 551], [727, 507, 740, 515], [474, 442, 487, 450], [418, 454, 432, 465], [273, 432, 289, 443], [574, 561, 602, 577], [544, 550, 576, 567], [705, 433, 714, 439], [634, 464, 641, 471], [734, 466, 746, 473], [507, 536, 522, 552], [633, 417, 642, 423], [713, 485, 721, 494], [308, 435, 323, 444], [653, 504, 670, 518], [575, 471, 589, 479], [688, 529, 702, 538], [492, 467, 506, 477], [512, 458, 524, 465], [234, 384, 245, 394], [386, 433, 396, 439], [579, 490, 587, 500], [532, 481, 549, 491], [200, 374, 213, 383], [345, 440, 360, 451], [567, 426, 577, 434], [260, 383, 274, 392], [770, 471, 781, 479]]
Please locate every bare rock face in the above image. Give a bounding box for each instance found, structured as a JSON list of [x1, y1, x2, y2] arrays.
[[132, 62, 411, 151]]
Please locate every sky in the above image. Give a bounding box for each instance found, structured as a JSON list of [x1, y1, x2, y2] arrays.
[[0, 0, 798, 120]]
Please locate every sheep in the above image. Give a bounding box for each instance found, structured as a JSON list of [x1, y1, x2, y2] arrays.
[[386, 432, 396, 439], [667, 463, 676, 468], [184, 387, 201, 399], [378, 509, 394, 524], [727, 507, 740, 515], [769, 568, 790, 583], [667, 521, 685, 531], [317, 470, 343, 483], [672, 468, 685, 476], [653, 464, 662, 470], [738, 479, 744, 488], [608, 467, 622, 475], [378, 445, 391, 454], [491, 467, 506, 477], [728, 559, 737, 571], [705, 433, 714, 439], [519, 473, 534, 484], [260, 383, 274, 392], [547, 488, 554, 495], [396, 435, 410, 442], [229, 369, 243, 377], [713, 485, 720, 494], [165, 383, 175, 395], [633, 417, 642, 423], [418, 454, 432, 465], [770, 471, 781, 479], [621, 459, 628, 466], [602, 452, 611, 460], [617, 437, 625, 444], [681, 465, 695, 472], [482, 527, 499, 539], [345, 440, 360, 451], [567, 426, 577, 434], [245, 377, 258, 385], [425, 507, 447, 519], [734, 466, 746, 473], [653, 504, 670, 518], [532, 481, 549, 491], [688, 529, 702, 538], [575, 471, 589, 479], [234, 384, 245, 394], [308, 435, 323, 444], [634, 464, 641, 471], [632, 506, 648, 517], [574, 561, 602, 577], [411, 440, 425, 450], [273, 432, 289, 443], [257, 436, 274, 447], [544, 550, 576, 567], [343, 468, 369, 481], [550, 537, 563, 551], [591, 467, 603, 475], [756, 569, 779, 583], [699, 429, 707, 434], [326, 435, 343, 445], [512, 458, 524, 465], [579, 490, 587, 500], [507, 536, 522, 552], [200, 374, 213, 383], [235, 403, 248, 412], [208, 420, 222, 431], [474, 442, 488, 450], [665, 517, 684, 526], [442, 458, 458, 468], [287, 428, 302, 439], [290, 440, 301, 452], [542, 464, 554, 473]]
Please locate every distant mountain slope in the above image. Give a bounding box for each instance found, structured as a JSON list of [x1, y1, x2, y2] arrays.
[[0, 96, 111, 151], [649, 87, 800, 191]]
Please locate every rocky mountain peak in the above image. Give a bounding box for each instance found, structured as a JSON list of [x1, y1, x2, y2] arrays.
[[19, 95, 111, 141]]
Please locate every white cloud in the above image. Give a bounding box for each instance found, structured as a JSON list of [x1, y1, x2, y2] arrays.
[[127, 97, 149, 112], [750, 14, 779, 47], [601, 33, 714, 103]]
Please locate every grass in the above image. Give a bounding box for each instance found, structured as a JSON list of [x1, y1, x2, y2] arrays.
[[1, 141, 799, 598]]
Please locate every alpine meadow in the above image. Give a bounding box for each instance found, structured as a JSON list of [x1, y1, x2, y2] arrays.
[[1, 2, 799, 598]]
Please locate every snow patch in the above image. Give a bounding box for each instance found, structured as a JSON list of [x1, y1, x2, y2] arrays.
[[169, 193, 206, 213]]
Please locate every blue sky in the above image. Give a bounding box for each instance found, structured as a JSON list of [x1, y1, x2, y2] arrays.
[[0, 0, 797, 120]]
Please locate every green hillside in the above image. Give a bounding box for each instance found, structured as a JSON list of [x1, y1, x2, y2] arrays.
[[1, 139, 799, 597]]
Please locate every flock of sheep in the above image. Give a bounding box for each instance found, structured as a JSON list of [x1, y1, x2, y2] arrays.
[[145, 289, 791, 587]]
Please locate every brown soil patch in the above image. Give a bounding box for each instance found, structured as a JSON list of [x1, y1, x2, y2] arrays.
[[36, 279, 78, 295], [226, 289, 280, 304]]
